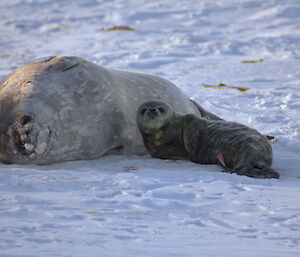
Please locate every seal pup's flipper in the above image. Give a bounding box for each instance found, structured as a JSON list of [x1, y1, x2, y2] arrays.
[[223, 160, 280, 179], [232, 166, 280, 179]]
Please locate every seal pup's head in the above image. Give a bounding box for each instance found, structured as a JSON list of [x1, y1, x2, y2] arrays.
[[137, 101, 175, 134]]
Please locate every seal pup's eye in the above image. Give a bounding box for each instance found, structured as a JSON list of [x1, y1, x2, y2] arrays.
[[140, 108, 147, 115], [158, 107, 165, 114]]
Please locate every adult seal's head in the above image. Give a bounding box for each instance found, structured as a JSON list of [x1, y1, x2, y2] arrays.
[[137, 101, 174, 134]]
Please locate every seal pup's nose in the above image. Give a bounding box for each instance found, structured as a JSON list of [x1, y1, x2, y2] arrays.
[[149, 108, 157, 114], [146, 108, 159, 119]]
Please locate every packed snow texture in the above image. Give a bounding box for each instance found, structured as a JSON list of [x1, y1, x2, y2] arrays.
[[0, 0, 300, 256]]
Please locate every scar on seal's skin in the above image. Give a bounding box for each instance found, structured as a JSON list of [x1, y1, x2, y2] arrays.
[[9, 114, 50, 159], [12, 114, 33, 154]]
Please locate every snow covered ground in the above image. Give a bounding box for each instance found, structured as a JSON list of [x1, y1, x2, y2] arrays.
[[0, 0, 300, 256]]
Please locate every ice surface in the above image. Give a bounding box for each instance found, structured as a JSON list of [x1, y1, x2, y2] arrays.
[[0, 0, 299, 256]]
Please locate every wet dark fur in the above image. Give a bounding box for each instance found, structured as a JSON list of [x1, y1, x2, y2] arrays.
[[182, 114, 279, 179], [140, 115, 189, 160], [137, 102, 279, 179]]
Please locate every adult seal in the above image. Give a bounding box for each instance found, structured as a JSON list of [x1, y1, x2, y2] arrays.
[[137, 101, 279, 179], [0, 56, 219, 164]]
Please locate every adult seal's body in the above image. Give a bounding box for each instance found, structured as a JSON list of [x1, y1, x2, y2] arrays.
[[0, 56, 219, 164], [137, 101, 279, 179]]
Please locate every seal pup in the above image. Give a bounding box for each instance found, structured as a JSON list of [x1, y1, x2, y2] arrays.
[[137, 101, 279, 179], [0, 56, 221, 164]]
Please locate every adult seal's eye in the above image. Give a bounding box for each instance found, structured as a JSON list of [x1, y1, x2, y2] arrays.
[[140, 108, 147, 115], [158, 107, 165, 113]]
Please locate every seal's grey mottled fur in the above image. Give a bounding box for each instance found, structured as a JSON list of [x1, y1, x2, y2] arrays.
[[0, 56, 219, 164], [137, 101, 279, 179]]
